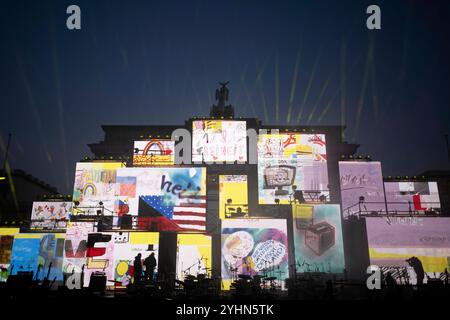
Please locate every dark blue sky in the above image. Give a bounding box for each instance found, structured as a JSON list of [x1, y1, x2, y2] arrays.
[[1, 0, 449, 193]]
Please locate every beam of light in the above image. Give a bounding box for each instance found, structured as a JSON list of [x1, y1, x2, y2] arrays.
[[286, 41, 302, 124], [257, 78, 269, 124], [254, 55, 271, 123], [51, 36, 70, 192], [340, 43, 346, 140], [317, 52, 363, 124], [370, 42, 379, 124], [296, 49, 321, 124], [0, 136, 19, 214], [377, 13, 410, 124], [202, 61, 213, 108], [275, 55, 280, 123], [307, 71, 333, 125], [353, 39, 373, 142], [317, 89, 339, 124], [243, 81, 258, 119], [190, 80, 204, 115], [0, 177, 5, 181], [235, 64, 249, 115], [17, 57, 53, 165], [178, 63, 190, 116], [141, 39, 152, 107]]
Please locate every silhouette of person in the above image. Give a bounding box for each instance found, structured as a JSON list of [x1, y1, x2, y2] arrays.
[[144, 253, 157, 283], [406, 256, 425, 286], [385, 272, 397, 287], [134, 253, 143, 285]]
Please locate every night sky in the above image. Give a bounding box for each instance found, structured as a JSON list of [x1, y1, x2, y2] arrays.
[[1, 0, 449, 194]]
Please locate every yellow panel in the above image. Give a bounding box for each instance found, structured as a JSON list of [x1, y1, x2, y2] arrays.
[[292, 203, 314, 219], [15, 233, 42, 239], [130, 232, 159, 244], [177, 234, 211, 246], [14, 233, 66, 239], [369, 248, 449, 272], [219, 175, 248, 219], [0, 228, 20, 236]]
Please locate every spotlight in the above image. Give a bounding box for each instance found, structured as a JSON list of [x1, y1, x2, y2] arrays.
[[226, 199, 232, 204], [340, 155, 345, 159], [74, 201, 80, 206], [274, 198, 280, 205], [99, 201, 104, 206]]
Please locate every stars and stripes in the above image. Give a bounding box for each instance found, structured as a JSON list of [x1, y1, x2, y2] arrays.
[[141, 195, 206, 231]]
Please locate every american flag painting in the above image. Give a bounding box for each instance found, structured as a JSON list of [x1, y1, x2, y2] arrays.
[[141, 195, 206, 231]]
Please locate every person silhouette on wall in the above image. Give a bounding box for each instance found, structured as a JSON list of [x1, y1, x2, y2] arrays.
[[406, 256, 425, 286], [134, 253, 142, 285], [144, 252, 157, 283]]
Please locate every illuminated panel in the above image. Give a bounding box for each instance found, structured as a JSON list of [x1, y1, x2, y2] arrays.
[[0, 228, 19, 282], [30, 201, 72, 230], [339, 161, 386, 218], [219, 175, 248, 219], [115, 167, 207, 231], [384, 181, 441, 214], [221, 219, 288, 290], [113, 232, 159, 287], [10, 233, 65, 281], [133, 140, 175, 166], [366, 217, 450, 284], [258, 132, 329, 204], [63, 222, 96, 275], [73, 162, 125, 216], [83, 232, 115, 286], [292, 204, 345, 273], [176, 234, 211, 281], [192, 120, 247, 163]]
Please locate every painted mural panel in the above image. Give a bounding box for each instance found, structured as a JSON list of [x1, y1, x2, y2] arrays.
[[258, 132, 328, 204], [133, 140, 175, 166], [115, 167, 207, 231], [219, 175, 248, 219], [221, 219, 289, 290], [339, 161, 386, 218], [366, 217, 450, 284], [384, 181, 441, 214], [73, 162, 124, 216], [30, 201, 72, 230], [192, 120, 247, 163], [176, 234, 211, 281], [292, 204, 345, 273]]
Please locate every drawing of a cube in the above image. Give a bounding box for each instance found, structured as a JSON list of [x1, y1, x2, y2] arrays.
[[305, 221, 335, 256]]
